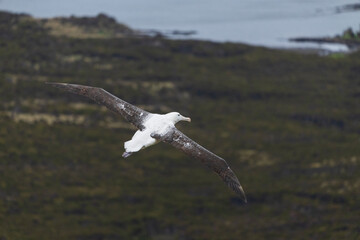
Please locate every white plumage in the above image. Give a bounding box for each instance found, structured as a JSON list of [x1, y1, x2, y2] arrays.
[[123, 112, 191, 157]]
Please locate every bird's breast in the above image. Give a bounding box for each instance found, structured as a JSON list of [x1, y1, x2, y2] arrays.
[[143, 115, 173, 136]]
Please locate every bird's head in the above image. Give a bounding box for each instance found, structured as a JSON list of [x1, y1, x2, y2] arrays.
[[167, 112, 191, 124]]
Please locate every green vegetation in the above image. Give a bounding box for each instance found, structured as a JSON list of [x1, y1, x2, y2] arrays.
[[341, 27, 360, 41], [0, 11, 360, 240]]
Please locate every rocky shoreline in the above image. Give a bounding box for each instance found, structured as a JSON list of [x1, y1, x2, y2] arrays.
[[289, 27, 360, 52]]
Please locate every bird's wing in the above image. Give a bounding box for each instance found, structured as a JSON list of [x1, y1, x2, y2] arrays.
[[47, 82, 150, 130], [152, 127, 247, 202]]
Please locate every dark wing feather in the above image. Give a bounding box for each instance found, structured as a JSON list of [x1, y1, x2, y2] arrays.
[[157, 127, 247, 202], [47, 82, 149, 130]]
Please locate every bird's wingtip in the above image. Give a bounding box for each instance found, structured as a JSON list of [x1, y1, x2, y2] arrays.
[[240, 194, 247, 204], [238, 185, 247, 204], [45, 82, 67, 86], [45, 82, 87, 94]]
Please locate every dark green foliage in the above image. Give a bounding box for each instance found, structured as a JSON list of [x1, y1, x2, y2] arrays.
[[341, 27, 360, 40], [0, 11, 359, 240]]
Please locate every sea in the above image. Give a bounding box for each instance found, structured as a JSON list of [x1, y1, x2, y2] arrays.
[[1, 0, 360, 51]]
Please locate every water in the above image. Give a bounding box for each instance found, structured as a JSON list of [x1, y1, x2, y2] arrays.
[[1, 0, 360, 50]]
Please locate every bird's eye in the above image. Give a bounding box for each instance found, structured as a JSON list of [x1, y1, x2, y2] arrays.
[[178, 114, 180, 116]]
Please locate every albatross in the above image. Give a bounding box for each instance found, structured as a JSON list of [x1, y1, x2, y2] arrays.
[[47, 82, 247, 202]]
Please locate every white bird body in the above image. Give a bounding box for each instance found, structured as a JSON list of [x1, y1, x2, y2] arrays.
[[124, 112, 191, 156]]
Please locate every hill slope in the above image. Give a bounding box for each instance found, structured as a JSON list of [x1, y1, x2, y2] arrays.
[[0, 11, 360, 240]]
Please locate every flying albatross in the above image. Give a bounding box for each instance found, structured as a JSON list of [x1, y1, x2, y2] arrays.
[[47, 82, 247, 202]]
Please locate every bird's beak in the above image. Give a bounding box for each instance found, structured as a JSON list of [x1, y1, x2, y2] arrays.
[[183, 117, 191, 122]]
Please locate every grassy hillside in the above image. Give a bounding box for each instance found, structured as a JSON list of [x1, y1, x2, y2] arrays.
[[0, 11, 359, 240]]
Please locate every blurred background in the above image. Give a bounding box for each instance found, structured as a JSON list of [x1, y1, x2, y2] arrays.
[[0, 0, 360, 239]]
